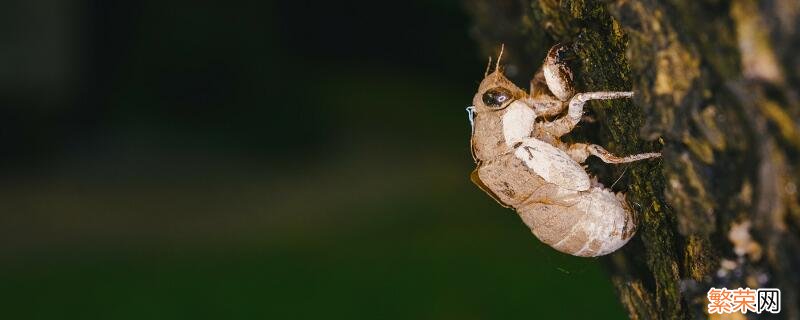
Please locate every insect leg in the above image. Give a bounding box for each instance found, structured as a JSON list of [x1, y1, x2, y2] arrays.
[[537, 91, 633, 138], [567, 143, 660, 164], [542, 44, 577, 102], [565, 91, 633, 126], [530, 99, 564, 118]]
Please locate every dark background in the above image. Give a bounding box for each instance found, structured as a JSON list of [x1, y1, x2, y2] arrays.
[[0, 1, 626, 318]]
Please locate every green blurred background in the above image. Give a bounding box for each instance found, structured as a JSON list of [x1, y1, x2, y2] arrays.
[[0, 0, 626, 318]]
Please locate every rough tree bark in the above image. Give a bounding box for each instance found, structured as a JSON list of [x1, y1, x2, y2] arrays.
[[466, 0, 800, 319]]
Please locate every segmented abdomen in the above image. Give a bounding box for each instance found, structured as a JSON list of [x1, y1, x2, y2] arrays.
[[516, 187, 635, 257], [476, 153, 636, 257]]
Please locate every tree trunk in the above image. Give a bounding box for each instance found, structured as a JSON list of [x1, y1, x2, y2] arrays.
[[466, 0, 800, 319]]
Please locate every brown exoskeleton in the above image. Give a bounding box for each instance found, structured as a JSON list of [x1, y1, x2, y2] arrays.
[[467, 44, 660, 257]]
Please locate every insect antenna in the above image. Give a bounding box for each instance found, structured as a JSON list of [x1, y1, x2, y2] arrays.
[[484, 56, 493, 77], [495, 44, 505, 72]]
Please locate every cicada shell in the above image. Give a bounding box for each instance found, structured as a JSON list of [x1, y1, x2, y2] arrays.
[[468, 45, 659, 257]]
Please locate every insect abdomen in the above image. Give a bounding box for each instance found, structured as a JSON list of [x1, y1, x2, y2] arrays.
[[475, 153, 636, 257], [517, 187, 636, 257]]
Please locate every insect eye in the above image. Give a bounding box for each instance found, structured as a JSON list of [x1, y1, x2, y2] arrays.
[[482, 88, 513, 109]]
